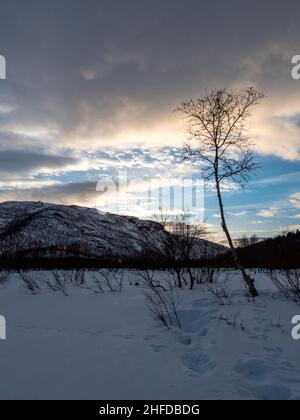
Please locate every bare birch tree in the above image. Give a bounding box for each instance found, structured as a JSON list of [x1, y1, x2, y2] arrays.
[[176, 87, 265, 297], [154, 212, 207, 289]]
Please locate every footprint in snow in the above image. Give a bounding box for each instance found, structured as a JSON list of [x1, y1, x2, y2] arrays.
[[234, 359, 273, 380], [247, 384, 292, 401], [177, 308, 218, 333], [182, 351, 216, 375], [173, 330, 192, 345]]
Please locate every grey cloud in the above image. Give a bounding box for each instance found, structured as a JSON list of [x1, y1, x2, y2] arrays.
[[0, 0, 300, 146], [0, 149, 78, 175], [0, 181, 98, 206]]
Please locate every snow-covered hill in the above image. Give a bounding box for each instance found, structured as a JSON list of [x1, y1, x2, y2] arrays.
[[0, 201, 226, 262]]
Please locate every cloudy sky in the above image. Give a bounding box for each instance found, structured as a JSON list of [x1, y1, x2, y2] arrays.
[[0, 0, 300, 241]]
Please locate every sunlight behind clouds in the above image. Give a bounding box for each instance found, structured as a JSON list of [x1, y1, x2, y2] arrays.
[[0, 0, 299, 238]]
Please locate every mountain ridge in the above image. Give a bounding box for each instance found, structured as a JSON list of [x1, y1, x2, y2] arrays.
[[0, 201, 227, 266]]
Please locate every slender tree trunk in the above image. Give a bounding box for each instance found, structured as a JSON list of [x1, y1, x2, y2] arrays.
[[174, 267, 182, 289], [215, 178, 259, 297], [187, 266, 195, 290]]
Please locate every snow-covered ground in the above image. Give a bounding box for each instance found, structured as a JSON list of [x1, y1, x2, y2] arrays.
[[0, 270, 300, 400]]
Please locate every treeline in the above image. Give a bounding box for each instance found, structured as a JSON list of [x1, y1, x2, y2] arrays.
[[0, 248, 209, 271], [0, 255, 164, 271], [0, 230, 299, 271], [207, 230, 300, 269]]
